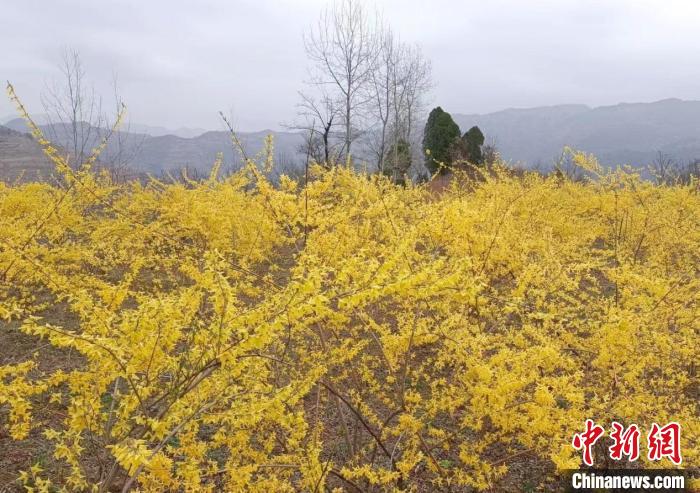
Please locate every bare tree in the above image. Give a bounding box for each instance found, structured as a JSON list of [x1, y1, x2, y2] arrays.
[[554, 149, 587, 182], [290, 90, 341, 166], [481, 136, 500, 167], [650, 151, 682, 185], [368, 29, 419, 172], [366, 26, 395, 173], [102, 74, 144, 181], [365, 25, 431, 179], [304, 0, 378, 160], [273, 151, 306, 182], [681, 158, 700, 185], [388, 42, 431, 174], [41, 48, 139, 176], [41, 48, 104, 168]]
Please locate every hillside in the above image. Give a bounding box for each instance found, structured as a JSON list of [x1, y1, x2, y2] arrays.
[[453, 98, 700, 168], [134, 129, 306, 174], [0, 124, 55, 181], [1, 160, 697, 490], [4, 98, 700, 180], [3, 118, 307, 176]]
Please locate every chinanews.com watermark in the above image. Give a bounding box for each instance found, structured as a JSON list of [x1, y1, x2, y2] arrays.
[[565, 469, 689, 492], [563, 420, 697, 492]]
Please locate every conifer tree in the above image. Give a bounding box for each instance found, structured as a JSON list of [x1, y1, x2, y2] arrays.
[[422, 106, 460, 174]]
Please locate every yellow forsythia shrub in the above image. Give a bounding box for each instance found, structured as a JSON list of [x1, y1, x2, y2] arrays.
[[0, 84, 697, 491]]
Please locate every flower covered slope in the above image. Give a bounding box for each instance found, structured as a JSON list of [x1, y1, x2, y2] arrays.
[[0, 91, 698, 492]]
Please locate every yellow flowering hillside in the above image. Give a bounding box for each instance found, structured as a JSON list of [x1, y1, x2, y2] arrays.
[[0, 97, 698, 491]]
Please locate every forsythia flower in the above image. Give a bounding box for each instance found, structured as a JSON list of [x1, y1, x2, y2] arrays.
[[0, 98, 697, 491]]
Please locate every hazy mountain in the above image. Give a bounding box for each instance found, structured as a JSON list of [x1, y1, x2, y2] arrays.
[[3, 117, 209, 140], [3, 116, 49, 130], [4, 98, 700, 181], [2, 118, 306, 176], [123, 123, 209, 139], [0, 124, 54, 181], [0, 115, 19, 125], [135, 129, 306, 174], [452, 98, 700, 168]]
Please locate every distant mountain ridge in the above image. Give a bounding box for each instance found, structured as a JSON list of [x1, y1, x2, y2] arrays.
[[133, 129, 305, 174], [1, 116, 209, 140], [3, 118, 306, 175], [4, 98, 700, 180], [0, 124, 54, 181], [124, 123, 209, 139], [452, 98, 700, 167]]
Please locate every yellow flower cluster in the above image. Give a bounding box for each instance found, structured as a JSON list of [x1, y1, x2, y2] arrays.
[[0, 84, 698, 491]]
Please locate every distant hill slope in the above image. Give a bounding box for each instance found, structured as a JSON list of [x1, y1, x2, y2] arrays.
[[5, 98, 700, 180], [134, 130, 306, 174], [0, 125, 54, 182], [4, 118, 306, 175], [452, 99, 700, 168], [1, 115, 208, 140], [124, 123, 208, 139]]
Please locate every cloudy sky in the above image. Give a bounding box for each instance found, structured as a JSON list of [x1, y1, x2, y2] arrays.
[[2, 0, 700, 131]]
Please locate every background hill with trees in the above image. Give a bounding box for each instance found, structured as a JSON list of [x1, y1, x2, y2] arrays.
[[452, 98, 700, 170], [6, 97, 700, 182]]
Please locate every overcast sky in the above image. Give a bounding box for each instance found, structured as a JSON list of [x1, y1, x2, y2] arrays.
[[2, 0, 700, 131]]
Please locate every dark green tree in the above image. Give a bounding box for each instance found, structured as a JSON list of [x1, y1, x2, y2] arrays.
[[462, 126, 485, 164], [450, 125, 486, 166], [422, 107, 461, 174]]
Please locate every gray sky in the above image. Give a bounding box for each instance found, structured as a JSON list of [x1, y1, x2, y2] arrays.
[[2, 0, 700, 131]]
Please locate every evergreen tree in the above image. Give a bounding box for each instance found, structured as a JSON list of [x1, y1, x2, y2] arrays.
[[450, 125, 486, 166], [422, 107, 461, 174], [463, 126, 485, 164]]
